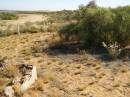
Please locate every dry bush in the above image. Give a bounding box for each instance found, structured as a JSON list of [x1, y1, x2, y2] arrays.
[[0, 22, 6, 26], [33, 78, 44, 91], [13, 83, 24, 97], [0, 16, 65, 37], [25, 90, 38, 97], [0, 65, 20, 78], [47, 23, 62, 32]]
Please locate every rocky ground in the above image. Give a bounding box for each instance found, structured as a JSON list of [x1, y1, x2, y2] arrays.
[[0, 32, 130, 97]]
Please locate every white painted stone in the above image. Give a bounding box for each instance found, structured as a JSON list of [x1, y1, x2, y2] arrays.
[[21, 65, 37, 91], [4, 86, 14, 97]]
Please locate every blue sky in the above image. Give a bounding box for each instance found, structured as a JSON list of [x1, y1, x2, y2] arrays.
[[0, 0, 130, 11]]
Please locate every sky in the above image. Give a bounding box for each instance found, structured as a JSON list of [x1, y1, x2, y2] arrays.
[[0, 0, 130, 11]]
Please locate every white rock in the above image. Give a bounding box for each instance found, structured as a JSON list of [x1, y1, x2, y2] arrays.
[[4, 86, 14, 97], [21, 65, 37, 91]]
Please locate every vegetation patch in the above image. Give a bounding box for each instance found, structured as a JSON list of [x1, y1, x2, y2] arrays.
[[59, 2, 130, 49], [0, 12, 18, 20]]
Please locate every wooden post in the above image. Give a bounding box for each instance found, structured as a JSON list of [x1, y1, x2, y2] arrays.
[[17, 24, 20, 35]]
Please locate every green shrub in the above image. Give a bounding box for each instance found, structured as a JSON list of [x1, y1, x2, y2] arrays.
[[0, 12, 18, 20], [59, 4, 130, 48], [112, 9, 130, 47], [80, 7, 115, 47], [59, 23, 81, 41]]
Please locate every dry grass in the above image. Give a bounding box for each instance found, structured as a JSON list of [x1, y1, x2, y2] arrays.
[[13, 83, 23, 97], [0, 30, 130, 97], [38, 71, 55, 83], [33, 78, 44, 91], [0, 78, 9, 92], [0, 65, 20, 94], [0, 65, 20, 78], [1, 14, 45, 25]]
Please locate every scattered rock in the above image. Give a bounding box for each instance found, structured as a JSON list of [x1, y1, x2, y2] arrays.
[[3, 64, 37, 97]]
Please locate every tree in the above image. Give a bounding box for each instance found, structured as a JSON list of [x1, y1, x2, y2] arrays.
[[87, 0, 97, 8]]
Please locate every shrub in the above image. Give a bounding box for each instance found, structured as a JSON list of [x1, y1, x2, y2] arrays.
[[0, 65, 20, 78], [0, 12, 18, 20], [80, 7, 115, 47], [33, 78, 44, 91], [59, 4, 130, 49], [112, 9, 130, 47], [59, 23, 81, 42]]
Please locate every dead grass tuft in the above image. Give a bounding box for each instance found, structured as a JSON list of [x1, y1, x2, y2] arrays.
[[33, 78, 44, 91], [0, 65, 20, 78]]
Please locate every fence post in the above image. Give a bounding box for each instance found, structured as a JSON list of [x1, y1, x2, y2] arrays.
[[17, 23, 20, 35]]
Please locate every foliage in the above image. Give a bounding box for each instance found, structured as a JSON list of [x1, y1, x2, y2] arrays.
[[0, 12, 18, 20], [79, 7, 115, 47], [0, 65, 20, 78], [47, 10, 77, 23], [0, 20, 62, 37], [59, 23, 81, 41], [112, 7, 130, 47], [59, 2, 130, 48]]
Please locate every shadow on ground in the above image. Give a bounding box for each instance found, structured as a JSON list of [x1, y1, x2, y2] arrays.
[[44, 42, 117, 62]]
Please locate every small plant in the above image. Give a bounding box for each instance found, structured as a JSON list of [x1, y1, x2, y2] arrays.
[[102, 42, 121, 59], [34, 78, 44, 91], [0, 65, 20, 78], [13, 83, 23, 97], [58, 23, 81, 42]]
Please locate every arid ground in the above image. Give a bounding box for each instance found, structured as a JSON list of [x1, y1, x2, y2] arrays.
[[0, 14, 130, 97], [1, 14, 46, 25]]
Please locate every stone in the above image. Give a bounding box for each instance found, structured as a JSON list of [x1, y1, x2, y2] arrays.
[[4, 86, 14, 97], [21, 65, 37, 91]]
